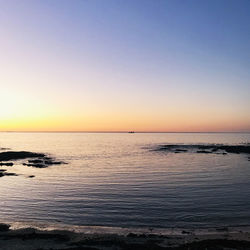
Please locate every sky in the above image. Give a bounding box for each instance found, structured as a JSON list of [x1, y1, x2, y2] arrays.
[[0, 0, 250, 132]]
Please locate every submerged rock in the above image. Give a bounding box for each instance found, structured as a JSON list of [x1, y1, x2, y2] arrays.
[[29, 164, 47, 168], [4, 172, 18, 176], [44, 160, 64, 165], [0, 162, 14, 166], [182, 230, 192, 234], [219, 145, 250, 154], [0, 150, 66, 179], [154, 144, 250, 155], [0, 151, 45, 161], [23, 163, 47, 168], [28, 159, 44, 164], [0, 151, 66, 169], [175, 149, 188, 152], [0, 170, 18, 177], [0, 223, 10, 232], [196, 150, 212, 154], [23, 159, 66, 168]]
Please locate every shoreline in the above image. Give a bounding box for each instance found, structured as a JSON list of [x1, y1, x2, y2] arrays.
[[1, 142, 250, 249], [1, 223, 250, 249], [8, 221, 250, 235]]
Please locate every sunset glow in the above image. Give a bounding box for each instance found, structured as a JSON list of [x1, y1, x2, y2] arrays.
[[0, 0, 249, 132]]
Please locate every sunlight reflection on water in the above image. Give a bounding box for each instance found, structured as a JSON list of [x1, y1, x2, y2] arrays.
[[0, 132, 250, 229]]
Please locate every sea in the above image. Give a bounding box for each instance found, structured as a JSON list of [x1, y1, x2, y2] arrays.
[[0, 132, 250, 232]]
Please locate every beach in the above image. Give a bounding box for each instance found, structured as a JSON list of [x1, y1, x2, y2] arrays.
[[1, 223, 250, 249]]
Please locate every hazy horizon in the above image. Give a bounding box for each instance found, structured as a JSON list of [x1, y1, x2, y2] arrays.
[[1, 0, 250, 132], [1, 130, 250, 133]]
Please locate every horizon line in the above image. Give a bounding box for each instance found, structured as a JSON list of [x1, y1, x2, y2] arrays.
[[0, 131, 250, 134]]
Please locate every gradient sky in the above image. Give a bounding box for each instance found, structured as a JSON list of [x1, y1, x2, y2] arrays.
[[0, 0, 250, 132]]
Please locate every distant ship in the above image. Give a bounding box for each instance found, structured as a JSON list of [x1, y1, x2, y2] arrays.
[[128, 131, 135, 133]]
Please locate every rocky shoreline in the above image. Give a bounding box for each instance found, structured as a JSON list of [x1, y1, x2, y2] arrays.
[[1, 223, 250, 249], [1, 144, 250, 249], [0, 150, 66, 178], [153, 144, 250, 157]]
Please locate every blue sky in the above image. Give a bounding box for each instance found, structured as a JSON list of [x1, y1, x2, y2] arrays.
[[0, 0, 249, 131]]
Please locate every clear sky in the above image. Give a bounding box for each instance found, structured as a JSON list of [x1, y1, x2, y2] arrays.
[[0, 0, 250, 132]]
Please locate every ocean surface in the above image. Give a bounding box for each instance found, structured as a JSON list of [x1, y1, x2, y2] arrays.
[[0, 132, 250, 230]]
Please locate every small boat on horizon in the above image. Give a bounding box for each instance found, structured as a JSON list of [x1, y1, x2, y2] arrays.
[[128, 131, 135, 133]]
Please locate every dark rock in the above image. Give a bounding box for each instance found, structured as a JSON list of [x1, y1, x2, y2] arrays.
[[0, 151, 45, 161], [44, 160, 64, 165], [0, 170, 18, 177], [28, 175, 35, 178], [6, 231, 70, 242], [198, 145, 216, 150], [0, 150, 66, 172], [28, 159, 44, 164], [154, 144, 250, 155], [175, 149, 188, 152], [219, 145, 250, 154], [0, 223, 10, 231], [43, 157, 52, 160], [138, 234, 147, 238], [127, 233, 138, 238], [27, 163, 47, 168], [44, 160, 55, 165], [0, 162, 14, 166], [196, 150, 212, 154], [33, 164, 47, 168], [216, 227, 228, 232], [182, 230, 191, 234], [4, 172, 18, 176], [24, 163, 45, 167], [23, 159, 65, 168], [178, 239, 250, 250]]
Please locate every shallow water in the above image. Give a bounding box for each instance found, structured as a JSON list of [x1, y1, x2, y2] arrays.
[[0, 132, 250, 229]]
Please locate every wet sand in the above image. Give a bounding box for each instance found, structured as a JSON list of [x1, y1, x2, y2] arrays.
[[1, 224, 250, 249]]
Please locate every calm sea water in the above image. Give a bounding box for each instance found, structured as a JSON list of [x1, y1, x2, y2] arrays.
[[0, 132, 250, 230]]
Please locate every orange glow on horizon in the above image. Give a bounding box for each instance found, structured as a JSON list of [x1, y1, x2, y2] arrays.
[[0, 1, 249, 134], [1, 113, 249, 133]]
